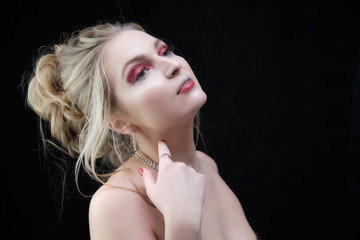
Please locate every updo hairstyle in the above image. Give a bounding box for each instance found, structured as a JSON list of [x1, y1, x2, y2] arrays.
[[27, 22, 144, 183]]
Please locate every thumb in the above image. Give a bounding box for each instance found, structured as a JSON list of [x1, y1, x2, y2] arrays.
[[141, 168, 157, 195]]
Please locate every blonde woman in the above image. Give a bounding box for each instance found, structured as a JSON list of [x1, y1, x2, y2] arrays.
[[26, 22, 259, 239]]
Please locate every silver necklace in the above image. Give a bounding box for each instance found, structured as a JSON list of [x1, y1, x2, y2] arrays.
[[133, 153, 202, 173]]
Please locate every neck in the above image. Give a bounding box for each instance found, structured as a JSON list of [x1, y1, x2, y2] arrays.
[[134, 120, 199, 170]]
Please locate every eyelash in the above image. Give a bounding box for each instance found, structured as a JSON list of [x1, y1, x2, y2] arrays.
[[127, 44, 175, 84], [158, 44, 175, 56], [125, 64, 153, 84]]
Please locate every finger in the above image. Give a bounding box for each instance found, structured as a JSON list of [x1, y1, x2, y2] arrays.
[[158, 140, 172, 162], [141, 168, 156, 194]]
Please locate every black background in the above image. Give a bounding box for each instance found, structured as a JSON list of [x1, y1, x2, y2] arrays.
[[6, 1, 360, 239]]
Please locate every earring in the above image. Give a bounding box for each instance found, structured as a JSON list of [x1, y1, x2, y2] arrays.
[[131, 129, 138, 154]]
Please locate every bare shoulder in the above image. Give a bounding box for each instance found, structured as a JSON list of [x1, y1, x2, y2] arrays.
[[89, 184, 148, 216], [196, 150, 219, 173], [89, 184, 159, 240]]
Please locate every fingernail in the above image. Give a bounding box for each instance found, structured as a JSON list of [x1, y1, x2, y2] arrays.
[[138, 168, 143, 177], [161, 140, 166, 143]]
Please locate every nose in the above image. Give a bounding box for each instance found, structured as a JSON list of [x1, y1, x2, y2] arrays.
[[164, 59, 181, 79]]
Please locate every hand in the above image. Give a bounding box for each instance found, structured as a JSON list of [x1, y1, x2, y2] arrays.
[[141, 141, 206, 226]]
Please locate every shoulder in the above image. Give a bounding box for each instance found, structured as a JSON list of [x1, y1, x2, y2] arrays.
[[89, 184, 158, 240], [89, 184, 147, 215], [196, 150, 219, 173]]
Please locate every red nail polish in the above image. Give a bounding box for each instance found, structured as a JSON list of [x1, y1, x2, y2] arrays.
[[161, 140, 166, 143], [138, 168, 143, 177]]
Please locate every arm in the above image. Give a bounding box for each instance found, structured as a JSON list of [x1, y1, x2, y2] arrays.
[[164, 216, 202, 240], [141, 141, 205, 240]]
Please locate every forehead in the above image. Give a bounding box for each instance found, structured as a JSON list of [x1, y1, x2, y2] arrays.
[[103, 30, 157, 80], [104, 30, 157, 63]]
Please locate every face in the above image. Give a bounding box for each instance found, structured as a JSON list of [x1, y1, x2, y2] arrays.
[[103, 30, 207, 132]]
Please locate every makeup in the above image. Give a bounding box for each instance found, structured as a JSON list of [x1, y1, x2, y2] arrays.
[[158, 44, 174, 56], [158, 45, 168, 56], [126, 64, 154, 84], [177, 77, 195, 95]]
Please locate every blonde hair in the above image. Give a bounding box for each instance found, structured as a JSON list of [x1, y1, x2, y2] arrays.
[[26, 22, 202, 188]]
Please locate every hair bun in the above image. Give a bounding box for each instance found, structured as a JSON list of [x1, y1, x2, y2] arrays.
[[27, 50, 82, 156], [28, 53, 62, 119]]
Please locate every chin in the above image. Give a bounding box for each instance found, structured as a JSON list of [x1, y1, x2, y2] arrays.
[[143, 90, 207, 131], [195, 87, 207, 104], [197, 91, 207, 109], [188, 89, 207, 116]]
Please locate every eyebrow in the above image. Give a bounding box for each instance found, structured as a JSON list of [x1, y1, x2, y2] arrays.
[[122, 38, 163, 80]]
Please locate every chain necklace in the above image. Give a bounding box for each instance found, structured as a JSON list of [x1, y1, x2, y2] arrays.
[[131, 131, 202, 173], [133, 153, 202, 173]]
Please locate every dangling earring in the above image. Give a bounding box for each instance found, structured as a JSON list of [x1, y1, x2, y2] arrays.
[[131, 129, 138, 154]]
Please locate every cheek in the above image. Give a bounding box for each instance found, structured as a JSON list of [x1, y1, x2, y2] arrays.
[[143, 84, 172, 105], [137, 84, 176, 121], [117, 83, 177, 129]]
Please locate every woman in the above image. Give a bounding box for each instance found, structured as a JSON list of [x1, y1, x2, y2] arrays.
[[26, 22, 258, 239]]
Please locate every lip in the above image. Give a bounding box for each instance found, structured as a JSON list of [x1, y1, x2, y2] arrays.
[[177, 77, 195, 95]]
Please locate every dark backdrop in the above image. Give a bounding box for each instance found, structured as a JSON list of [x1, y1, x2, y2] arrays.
[[7, 1, 360, 239]]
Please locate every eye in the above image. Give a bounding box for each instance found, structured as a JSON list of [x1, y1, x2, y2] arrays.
[[127, 64, 154, 84], [158, 44, 175, 56], [136, 67, 146, 80]]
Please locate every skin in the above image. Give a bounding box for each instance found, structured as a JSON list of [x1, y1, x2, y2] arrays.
[[88, 30, 256, 240]]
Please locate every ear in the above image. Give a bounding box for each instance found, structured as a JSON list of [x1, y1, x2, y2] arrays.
[[109, 117, 133, 135]]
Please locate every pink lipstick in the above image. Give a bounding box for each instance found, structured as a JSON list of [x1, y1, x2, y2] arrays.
[[177, 77, 195, 95]]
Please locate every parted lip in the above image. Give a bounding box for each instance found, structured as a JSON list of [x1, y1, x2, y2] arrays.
[[177, 76, 192, 95]]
